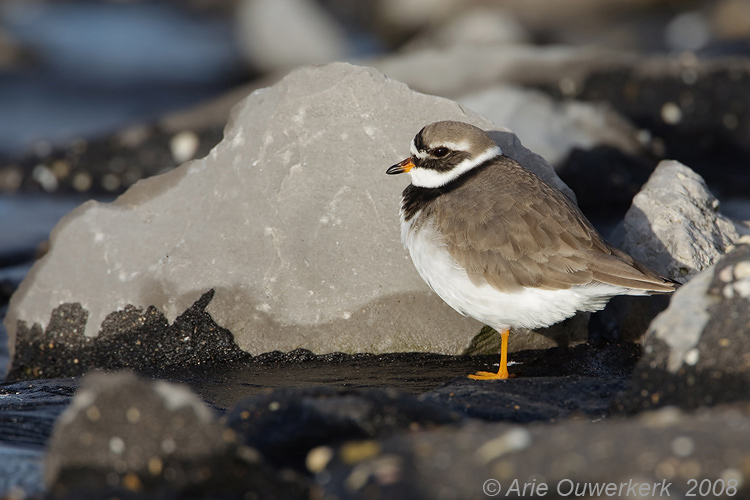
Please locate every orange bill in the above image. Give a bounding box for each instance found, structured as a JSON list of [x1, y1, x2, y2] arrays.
[[386, 157, 415, 175]]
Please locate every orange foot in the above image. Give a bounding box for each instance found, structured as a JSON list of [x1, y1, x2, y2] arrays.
[[468, 328, 511, 381], [468, 367, 509, 380]]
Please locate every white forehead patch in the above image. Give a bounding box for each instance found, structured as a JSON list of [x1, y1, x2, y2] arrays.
[[410, 138, 427, 159], [408, 145, 502, 188]]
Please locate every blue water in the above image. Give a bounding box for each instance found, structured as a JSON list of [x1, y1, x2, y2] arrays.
[[0, 1, 243, 156]]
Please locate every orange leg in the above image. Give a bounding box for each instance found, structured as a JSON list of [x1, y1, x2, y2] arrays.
[[468, 329, 510, 380]]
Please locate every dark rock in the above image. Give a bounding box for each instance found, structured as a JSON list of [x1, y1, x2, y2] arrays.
[[557, 145, 658, 230], [0, 124, 224, 196], [423, 376, 628, 423], [548, 57, 750, 200], [590, 294, 672, 345], [8, 289, 250, 381], [44, 371, 306, 500], [225, 386, 462, 470], [619, 241, 750, 412], [317, 404, 750, 500]]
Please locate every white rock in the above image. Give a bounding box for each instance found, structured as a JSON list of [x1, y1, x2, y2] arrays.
[[4, 63, 571, 363], [620, 160, 740, 281]]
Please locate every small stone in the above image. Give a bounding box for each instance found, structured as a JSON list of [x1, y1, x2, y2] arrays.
[[126, 407, 141, 423], [101, 173, 121, 192], [684, 348, 700, 367], [32, 164, 58, 192], [733, 279, 750, 299], [109, 436, 126, 455], [733, 261, 750, 280], [72, 172, 93, 192], [169, 131, 199, 164], [340, 441, 381, 465], [148, 457, 163, 476], [661, 102, 683, 124], [719, 265, 735, 282], [51, 160, 71, 179], [307, 446, 334, 474], [475, 428, 532, 463], [0, 165, 23, 191], [122, 473, 141, 491], [86, 406, 101, 422]]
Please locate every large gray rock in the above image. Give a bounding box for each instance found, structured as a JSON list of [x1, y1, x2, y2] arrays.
[[4, 62, 574, 366]]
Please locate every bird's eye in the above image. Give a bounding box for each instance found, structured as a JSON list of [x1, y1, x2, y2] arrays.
[[433, 147, 450, 158]]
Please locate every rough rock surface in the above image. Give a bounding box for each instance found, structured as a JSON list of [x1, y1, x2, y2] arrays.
[[593, 160, 743, 345], [4, 62, 575, 364], [620, 240, 750, 411], [618, 159, 742, 281], [317, 405, 750, 500], [44, 371, 304, 499]]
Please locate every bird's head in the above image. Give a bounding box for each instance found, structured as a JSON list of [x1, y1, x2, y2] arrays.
[[386, 121, 502, 188]]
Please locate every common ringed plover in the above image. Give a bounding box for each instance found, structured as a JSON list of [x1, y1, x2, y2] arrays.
[[386, 120, 676, 380]]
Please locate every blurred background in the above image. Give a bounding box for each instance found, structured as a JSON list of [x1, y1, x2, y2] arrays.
[[1, 0, 749, 308]]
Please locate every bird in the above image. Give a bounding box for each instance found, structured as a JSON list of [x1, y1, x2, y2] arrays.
[[386, 120, 676, 380]]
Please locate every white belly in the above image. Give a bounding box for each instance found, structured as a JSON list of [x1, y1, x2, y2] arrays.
[[401, 212, 640, 331]]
